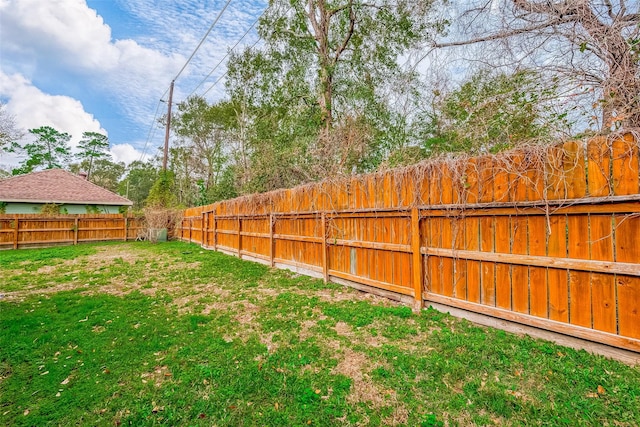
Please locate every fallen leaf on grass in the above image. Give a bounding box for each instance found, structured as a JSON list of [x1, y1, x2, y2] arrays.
[[506, 390, 523, 399], [61, 376, 70, 385], [23, 409, 29, 416], [586, 392, 599, 398], [597, 385, 606, 395]]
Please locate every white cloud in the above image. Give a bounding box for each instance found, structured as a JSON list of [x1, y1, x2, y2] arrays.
[[0, 0, 184, 125], [0, 0, 267, 158], [110, 143, 149, 165], [0, 70, 149, 168], [0, 0, 117, 71], [0, 71, 105, 151]]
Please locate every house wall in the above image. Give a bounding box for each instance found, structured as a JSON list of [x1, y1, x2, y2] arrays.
[[2, 203, 123, 214]]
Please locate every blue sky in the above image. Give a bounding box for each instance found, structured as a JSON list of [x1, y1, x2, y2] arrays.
[[0, 0, 266, 167]]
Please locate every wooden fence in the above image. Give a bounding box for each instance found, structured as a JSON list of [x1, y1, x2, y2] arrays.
[[177, 135, 640, 353], [0, 214, 144, 249]]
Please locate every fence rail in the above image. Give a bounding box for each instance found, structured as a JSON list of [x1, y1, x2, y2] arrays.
[[177, 134, 640, 354], [0, 214, 144, 249]]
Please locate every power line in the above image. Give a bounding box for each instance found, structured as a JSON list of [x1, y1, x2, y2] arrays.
[[196, 5, 295, 99], [200, 36, 263, 97], [145, 1, 233, 165], [138, 88, 168, 163], [141, 2, 273, 164], [140, 0, 233, 163], [184, 8, 266, 100], [173, 0, 233, 81]]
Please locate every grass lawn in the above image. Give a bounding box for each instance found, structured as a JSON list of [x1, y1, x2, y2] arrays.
[[1, 241, 639, 426]]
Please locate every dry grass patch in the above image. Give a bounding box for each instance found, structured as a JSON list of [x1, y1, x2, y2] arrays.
[[331, 347, 408, 424], [140, 365, 173, 388]]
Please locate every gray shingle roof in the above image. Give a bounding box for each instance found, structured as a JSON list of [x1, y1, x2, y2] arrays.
[[0, 169, 133, 206]]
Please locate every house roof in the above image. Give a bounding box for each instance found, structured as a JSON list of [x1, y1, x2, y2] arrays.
[[0, 169, 133, 206]]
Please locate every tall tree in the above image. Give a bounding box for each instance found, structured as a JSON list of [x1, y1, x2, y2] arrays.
[[172, 96, 233, 203], [258, 0, 436, 132], [13, 126, 72, 174], [118, 161, 158, 211], [70, 158, 125, 192], [77, 132, 110, 179], [224, 0, 441, 188]]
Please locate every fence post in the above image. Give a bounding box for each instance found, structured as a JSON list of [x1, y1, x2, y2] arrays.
[[201, 212, 206, 246], [411, 207, 423, 311], [270, 213, 275, 267], [322, 212, 329, 283], [13, 215, 19, 249], [74, 217, 79, 245], [213, 214, 217, 250], [238, 215, 242, 259], [189, 218, 192, 243], [123, 216, 128, 242]]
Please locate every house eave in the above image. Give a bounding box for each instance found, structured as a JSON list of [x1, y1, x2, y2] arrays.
[[0, 198, 133, 206]]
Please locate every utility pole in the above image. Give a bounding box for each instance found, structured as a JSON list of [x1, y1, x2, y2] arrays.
[[162, 79, 175, 171]]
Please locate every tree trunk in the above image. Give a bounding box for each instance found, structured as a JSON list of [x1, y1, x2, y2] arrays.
[[573, 3, 640, 129], [309, 0, 334, 133]]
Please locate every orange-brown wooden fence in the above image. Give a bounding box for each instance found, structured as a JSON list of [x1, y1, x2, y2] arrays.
[[0, 214, 144, 249], [178, 135, 640, 353]]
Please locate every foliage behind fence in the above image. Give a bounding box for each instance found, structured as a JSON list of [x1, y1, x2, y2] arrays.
[[0, 214, 144, 249], [178, 134, 640, 353]]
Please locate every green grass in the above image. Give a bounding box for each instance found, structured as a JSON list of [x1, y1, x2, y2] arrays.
[[1, 241, 639, 426]]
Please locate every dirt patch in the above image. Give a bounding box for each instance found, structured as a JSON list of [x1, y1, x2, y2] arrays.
[[234, 301, 260, 324], [83, 247, 145, 267], [334, 321, 353, 338], [315, 288, 364, 302], [3, 246, 201, 303], [32, 246, 145, 276], [315, 288, 401, 306], [140, 365, 173, 387], [254, 286, 282, 298], [331, 347, 403, 421], [0, 282, 86, 302], [299, 320, 318, 340], [201, 302, 231, 315], [259, 331, 278, 353]]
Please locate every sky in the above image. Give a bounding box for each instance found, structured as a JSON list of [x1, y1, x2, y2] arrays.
[[0, 0, 266, 168]]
